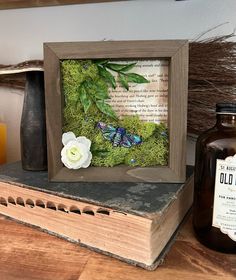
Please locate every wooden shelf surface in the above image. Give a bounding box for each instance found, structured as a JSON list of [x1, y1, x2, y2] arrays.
[[0, 213, 235, 280]]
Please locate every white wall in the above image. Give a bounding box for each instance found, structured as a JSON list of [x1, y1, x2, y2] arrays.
[[0, 0, 236, 163], [0, 0, 236, 63]]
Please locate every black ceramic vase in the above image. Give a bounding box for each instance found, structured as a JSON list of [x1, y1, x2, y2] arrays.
[[20, 71, 47, 171]]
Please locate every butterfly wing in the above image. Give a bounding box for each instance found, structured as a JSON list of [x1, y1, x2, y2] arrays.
[[126, 133, 142, 146], [97, 122, 116, 141], [97, 122, 142, 147], [103, 129, 116, 141], [97, 122, 107, 130], [120, 134, 132, 148], [113, 127, 126, 147]]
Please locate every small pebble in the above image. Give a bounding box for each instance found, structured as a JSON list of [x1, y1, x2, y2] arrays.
[[130, 159, 136, 164]]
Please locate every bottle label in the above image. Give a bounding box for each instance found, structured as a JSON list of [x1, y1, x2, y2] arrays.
[[212, 155, 236, 241]]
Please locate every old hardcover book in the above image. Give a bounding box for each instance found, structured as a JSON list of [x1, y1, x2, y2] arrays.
[[0, 162, 193, 270]]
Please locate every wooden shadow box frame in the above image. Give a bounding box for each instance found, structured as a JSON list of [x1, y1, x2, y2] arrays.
[[44, 40, 189, 183]]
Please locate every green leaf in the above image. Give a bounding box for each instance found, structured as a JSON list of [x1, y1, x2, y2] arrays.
[[125, 73, 149, 84], [95, 100, 117, 119], [98, 66, 116, 89], [83, 79, 94, 90], [79, 85, 92, 113], [118, 73, 129, 90], [106, 62, 137, 72], [95, 84, 110, 100], [119, 62, 137, 72], [105, 63, 129, 72], [94, 59, 109, 65]]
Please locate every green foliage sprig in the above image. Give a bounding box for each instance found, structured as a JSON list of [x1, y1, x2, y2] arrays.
[[96, 60, 149, 91], [73, 60, 149, 119]]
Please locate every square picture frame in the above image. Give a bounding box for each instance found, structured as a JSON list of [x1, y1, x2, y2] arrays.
[[44, 40, 188, 183]]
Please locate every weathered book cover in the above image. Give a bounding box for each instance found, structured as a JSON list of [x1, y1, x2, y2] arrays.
[[0, 162, 193, 270]]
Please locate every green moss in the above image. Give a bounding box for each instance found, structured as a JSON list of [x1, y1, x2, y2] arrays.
[[61, 59, 100, 104], [92, 146, 129, 167], [124, 136, 168, 167], [119, 116, 156, 140], [62, 59, 169, 168]]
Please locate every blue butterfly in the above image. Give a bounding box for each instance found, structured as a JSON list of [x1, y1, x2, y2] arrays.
[[97, 122, 142, 148]]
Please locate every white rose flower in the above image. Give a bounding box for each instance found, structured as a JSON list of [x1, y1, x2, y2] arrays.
[[61, 132, 92, 169]]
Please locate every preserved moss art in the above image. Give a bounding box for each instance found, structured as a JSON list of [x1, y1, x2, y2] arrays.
[[61, 59, 168, 168]]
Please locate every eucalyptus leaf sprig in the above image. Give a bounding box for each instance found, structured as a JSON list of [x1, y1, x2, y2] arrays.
[[96, 60, 149, 91], [79, 79, 117, 120], [78, 60, 149, 119]]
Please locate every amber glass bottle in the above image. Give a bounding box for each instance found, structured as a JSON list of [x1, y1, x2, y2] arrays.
[[193, 103, 236, 253]]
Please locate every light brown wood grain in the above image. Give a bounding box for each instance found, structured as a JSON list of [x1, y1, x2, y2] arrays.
[[0, 0, 122, 10], [0, 214, 235, 280], [0, 73, 26, 89], [0, 216, 91, 280], [0, 60, 43, 74], [0, 60, 43, 90]]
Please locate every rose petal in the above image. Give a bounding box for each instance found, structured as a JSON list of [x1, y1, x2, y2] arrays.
[[81, 151, 92, 168], [61, 152, 83, 169], [62, 157, 81, 169], [61, 146, 78, 169], [76, 136, 91, 150], [62, 132, 76, 146], [61, 141, 89, 169]]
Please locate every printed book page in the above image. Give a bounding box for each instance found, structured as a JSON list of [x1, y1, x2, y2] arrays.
[[108, 60, 168, 125]]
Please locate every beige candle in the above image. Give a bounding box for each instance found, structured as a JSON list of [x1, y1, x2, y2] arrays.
[[0, 123, 7, 164]]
